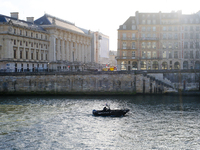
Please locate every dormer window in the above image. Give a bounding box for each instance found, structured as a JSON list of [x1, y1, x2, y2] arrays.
[[123, 25, 126, 29]]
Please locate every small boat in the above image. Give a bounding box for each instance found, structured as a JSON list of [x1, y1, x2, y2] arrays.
[[92, 105, 129, 117]]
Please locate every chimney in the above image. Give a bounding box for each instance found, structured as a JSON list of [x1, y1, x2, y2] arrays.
[[27, 17, 34, 23], [10, 12, 19, 19]]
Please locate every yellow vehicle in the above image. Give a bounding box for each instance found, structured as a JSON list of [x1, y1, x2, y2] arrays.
[[102, 66, 115, 71], [102, 68, 108, 71]]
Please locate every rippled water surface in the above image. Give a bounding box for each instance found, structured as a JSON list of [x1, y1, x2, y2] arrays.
[[0, 95, 200, 149]]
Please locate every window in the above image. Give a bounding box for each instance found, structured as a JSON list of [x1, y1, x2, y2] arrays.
[[184, 51, 189, 59], [196, 33, 199, 39], [169, 51, 172, 58], [147, 27, 151, 31], [196, 51, 200, 59], [41, 35, 43, 39], [132, 33, 135, 39], [123, 33, 126, 40], [140, 61, 147, 70], [36, 52, 38, 60], [196, 42, 199, 49], [185, 33, 188, 39], [20, 51, 22, 59], [190, 26, 193, 31], [31, 51, 33, 59], [14, 40, 16, 45], [174, 26, 178, 31], [153, 26, 156, 31], [142, 51, 146, 58], [184, 42, 188, 49], [20, 30, 22, 35], [147, 20, 151, 24], [163, 51, 166, 58], [41, 53, 43, 60], [26, 51, 28, 59], [132, 25, 136, 30], [36, 34, 38, 38], [20, 41, 22, 46], [185, 26, 188, 31], [174, 33, 178, 39], [132, 51, 135, 57], [123, 42, 126, 49], [190, 33, 193, 39], [142, 27, 145, 31], [142, 42, 146, 49], [26, 42, 28, 47], [168, 33, 172, 39], [196, 26, 199, 31], [174, 42, 178, 49], [122, 51, 126, 57], [190, 51, 193, 58], [152, 42, 156, 49], [168, 42, 172, 49], [174, 51, 178, 58], [132, 42, 135, 49], [31, 32, 33, 37], [147, 42, 151, 49], [31, 42, 33, 47], [190, 42, 193, 49], [142, 20, 146, 24], [14, 50, 16, 59], [46, 53, 48, 60], [163, 33, 167, 39], [123, 25, 126, 29], [153, 20, 156, 24], [14, 29, 16, 34], [26, 31, 28, 36], [152, 61, 158, 70], [147, 51, 151, 58], [162, 42, 166, 49], [153, 51, 156, 58], [168, 26, 172, 31], [163, 26, 167, 31], [121, 61, 126, 70]]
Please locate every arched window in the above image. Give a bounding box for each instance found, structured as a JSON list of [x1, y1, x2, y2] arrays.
[[152, 61, 159, 70], [162, 62, 168, 69], [132, 62, 137, 70], [174, 62, 180, 69], [140, 61, 147, 70], [121, 61, 127, 70], [183, 61, 188, 69], [195, 61, 200, 69]]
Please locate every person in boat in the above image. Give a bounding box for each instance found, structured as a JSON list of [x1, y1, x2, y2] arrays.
[[103, 104, 110, 111]]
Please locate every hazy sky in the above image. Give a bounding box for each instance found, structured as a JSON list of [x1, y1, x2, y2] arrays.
[[1, 0, 200, 51]]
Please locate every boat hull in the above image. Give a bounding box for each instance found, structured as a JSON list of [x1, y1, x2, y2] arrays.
[[92, 109, 129, 117]]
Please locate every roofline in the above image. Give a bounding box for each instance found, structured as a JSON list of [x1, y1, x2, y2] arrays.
[[40, 25, 92, 37], [44, 13, 75, 25]]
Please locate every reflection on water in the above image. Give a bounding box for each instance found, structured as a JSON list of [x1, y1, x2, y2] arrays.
[[0, 95, 200, 149]]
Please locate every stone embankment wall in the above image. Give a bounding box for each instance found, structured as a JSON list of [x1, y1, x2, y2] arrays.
[[0, 72, 168, 95]]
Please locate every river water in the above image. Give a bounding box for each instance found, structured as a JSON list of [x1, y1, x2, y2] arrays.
[[0, 95, 200, 149]]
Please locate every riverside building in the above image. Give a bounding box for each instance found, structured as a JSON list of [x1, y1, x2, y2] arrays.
[[0, 12, 109, 72], [117, 11, 200, 71]]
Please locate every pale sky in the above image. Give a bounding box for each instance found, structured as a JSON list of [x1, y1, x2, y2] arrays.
[[1, 0, 200, 51]]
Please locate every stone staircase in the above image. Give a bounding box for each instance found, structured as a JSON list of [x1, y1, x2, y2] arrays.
[[144, 73, 178, 93]]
